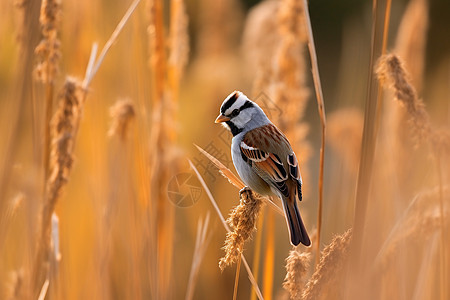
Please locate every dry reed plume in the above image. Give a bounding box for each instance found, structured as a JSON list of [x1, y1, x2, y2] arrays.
[[108, 98, 136, 140], [376, 53, 450, 155], [302, 228, 352, 300], [34, 0, 61, 84], [219, 190, 264, 271], [283, 250, 311, 299], [33, 77, 84, 297]]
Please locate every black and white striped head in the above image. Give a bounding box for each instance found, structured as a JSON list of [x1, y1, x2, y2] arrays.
[[215, 91, 267, 136]]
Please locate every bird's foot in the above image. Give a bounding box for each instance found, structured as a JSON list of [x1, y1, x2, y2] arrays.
[[239, 186, 252, 197]]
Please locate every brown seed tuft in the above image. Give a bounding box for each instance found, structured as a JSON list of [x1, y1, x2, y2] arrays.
[[34, 0, 62, 83], [376, 54, 450, 153], [46, 78, 82, 204], [34, 78, 84, 295], [108, 98, 136, 140], [283, 249, 311, 299], [376, 54, 431, 144], [219, 190, 264, 271], [302, 229, 353, 300]]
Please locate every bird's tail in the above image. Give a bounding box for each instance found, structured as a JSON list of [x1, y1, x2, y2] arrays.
[[282, 194, 310, 246]]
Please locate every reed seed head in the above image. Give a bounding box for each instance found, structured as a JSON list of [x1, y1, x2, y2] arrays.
[[302, 229, 353, 300], [283, 249, 311, 299], [108, 98, 136, 140], [376, 54, 431, 144], [34, 0, 62, 83], [219, 190, 264, 271]]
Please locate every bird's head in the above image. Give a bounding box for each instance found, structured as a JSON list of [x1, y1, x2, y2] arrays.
[[215, 91, 266, 136]]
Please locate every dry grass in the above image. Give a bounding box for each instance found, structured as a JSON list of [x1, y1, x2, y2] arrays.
[[108, 98, 136, 140], [1, 0, 450, 299], [283, 249, 311, 299], [219, 190, 264, 271], [302, 229, 352, 300]]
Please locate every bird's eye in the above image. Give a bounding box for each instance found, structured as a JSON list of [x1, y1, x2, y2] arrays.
[[230, 109, 239, 118]]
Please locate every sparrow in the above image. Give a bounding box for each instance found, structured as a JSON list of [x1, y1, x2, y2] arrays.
[[215, 91, 311, 246]]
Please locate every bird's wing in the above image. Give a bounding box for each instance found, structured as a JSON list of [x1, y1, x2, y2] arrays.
[[241, 124, 308, 246], [240, 124, 292, 197], [287, 153, 303, 201]]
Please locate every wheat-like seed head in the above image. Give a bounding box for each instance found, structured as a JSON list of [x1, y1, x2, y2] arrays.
[[376, 54, 431, 144], [108, 98, 136, 140], [34, 0, 61, 83], [219, 190, 264, 271], [283, 250, 311, 299], [302, 229, 353, 300]]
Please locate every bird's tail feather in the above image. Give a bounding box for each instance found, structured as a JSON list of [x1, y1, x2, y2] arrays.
[[282, 196, 310, 246]]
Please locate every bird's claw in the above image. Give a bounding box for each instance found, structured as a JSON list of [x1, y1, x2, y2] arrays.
[[239, 186, 252, 197]]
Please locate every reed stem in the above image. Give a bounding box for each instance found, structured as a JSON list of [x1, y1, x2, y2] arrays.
[[301, 0, 326, 266]]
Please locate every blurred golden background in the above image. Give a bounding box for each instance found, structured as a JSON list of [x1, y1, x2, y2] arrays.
[[0, 0, 449, 299]]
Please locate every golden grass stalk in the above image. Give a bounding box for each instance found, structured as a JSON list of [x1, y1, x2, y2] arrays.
[[352, 0, 391, 268], [219, 189, 264, 271], [302, 228, 353, 300], [108, 98, 136, 140], [262, 209, 275, 299], [233, 254, 242, 300], [395, 0, 428, 92], [250, 210, 265, 300], [168, 0, 189, 100], [195, 144, 284, 216], [83, 0, 141, 89], [37, 279, 49, 300], [189, 160, 264, 300], [301, 0, 326, 265], [185, 214, 212, 300], [283, 249, 311, 300]]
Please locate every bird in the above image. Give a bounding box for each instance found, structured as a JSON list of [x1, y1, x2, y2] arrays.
[[215, 91, 311, 246]]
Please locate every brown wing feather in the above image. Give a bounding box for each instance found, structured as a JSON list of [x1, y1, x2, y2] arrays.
[[240, 124, 293, 197], [241, 124, 309, 246]]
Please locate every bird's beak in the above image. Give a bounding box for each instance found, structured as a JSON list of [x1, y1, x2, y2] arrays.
[[215, 114, 230, 123]]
